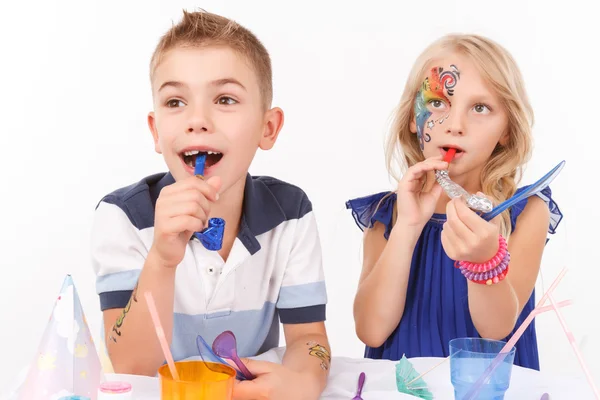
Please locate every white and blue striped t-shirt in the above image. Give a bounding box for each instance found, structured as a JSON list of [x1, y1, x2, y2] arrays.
[[91, 172, 327, 361]]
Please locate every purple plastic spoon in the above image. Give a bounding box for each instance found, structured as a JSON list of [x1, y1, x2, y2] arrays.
[[352, 372, 365, 400], [212, 331, 255, 380]]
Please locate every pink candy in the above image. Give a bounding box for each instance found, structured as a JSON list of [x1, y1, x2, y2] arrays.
[[98, 381, 132, 400]]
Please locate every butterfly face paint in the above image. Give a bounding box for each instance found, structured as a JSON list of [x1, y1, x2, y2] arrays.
[[414, 65, 461, 151]]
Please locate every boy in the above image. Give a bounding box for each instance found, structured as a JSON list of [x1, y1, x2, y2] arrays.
[[91, 10, 330, 399]]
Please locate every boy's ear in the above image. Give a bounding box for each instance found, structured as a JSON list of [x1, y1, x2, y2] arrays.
[[148, 112, 162, 154], [259, 107, 284, 151]]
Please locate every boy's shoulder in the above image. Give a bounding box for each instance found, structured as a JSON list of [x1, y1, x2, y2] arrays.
[[95, 172, 174, 230], [99, 172, 173, 202], [248, 175, 313, 216], [95, 173, 313, 230], [239, 175, 314, 240]]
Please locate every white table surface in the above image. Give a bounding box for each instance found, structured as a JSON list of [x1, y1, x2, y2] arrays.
[[102, 347, 594, 399]]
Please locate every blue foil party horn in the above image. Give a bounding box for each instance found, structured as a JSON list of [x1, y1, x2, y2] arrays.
[[481, 160, 565, 221], [193, 154, 225, 251]]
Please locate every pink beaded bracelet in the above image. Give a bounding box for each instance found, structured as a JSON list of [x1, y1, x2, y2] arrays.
[[454, 235, 510, 285]]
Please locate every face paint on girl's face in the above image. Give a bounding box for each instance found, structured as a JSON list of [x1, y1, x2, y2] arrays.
[[414, 64, 461, 151]]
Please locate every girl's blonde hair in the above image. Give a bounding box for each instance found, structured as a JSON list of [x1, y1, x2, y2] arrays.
[[386, 34, 533, 238]]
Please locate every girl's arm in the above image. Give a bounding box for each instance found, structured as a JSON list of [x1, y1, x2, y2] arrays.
[[353, 221, 421, 348], [354, 158, 447, 348], [468, 196, 550, 339], [442, 196, 550, 340]]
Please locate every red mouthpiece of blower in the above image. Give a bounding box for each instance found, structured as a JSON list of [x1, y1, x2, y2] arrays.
[[443, 148, 457, 163]]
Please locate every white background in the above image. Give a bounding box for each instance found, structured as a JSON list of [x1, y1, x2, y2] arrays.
[[1, 0, 599, 393]]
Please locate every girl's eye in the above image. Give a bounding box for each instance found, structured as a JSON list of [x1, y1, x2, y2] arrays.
[[473, 104, 491, 114], [217, 96, 238, 105], [428, 99, 446, 110], [166, 99, 185, 108]]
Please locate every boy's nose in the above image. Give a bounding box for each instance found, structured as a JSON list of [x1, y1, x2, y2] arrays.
[[187, 125, 208, 133], [187, 108, 213, 133]]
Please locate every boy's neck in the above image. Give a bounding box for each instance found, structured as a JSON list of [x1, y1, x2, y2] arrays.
[[210, 174, 246, 261]]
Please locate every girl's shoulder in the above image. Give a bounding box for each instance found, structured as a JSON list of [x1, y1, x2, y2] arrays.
[[510, 185, 563, 236], [346, 191, 397, 240], [345, 185, 563, 239]]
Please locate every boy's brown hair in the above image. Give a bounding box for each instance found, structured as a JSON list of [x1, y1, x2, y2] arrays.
[[150, 10, 273, 109]]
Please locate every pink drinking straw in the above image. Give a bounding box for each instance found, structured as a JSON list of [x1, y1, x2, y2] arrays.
[[405, 300, 572, 388], [535, 299, 572, 314], [464, 267, 568, 400], [547, 293, 599, 399], [144, 291, 180, 381]]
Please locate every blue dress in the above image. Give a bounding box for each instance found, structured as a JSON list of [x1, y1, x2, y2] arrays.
[[346, 186, 563, 370]]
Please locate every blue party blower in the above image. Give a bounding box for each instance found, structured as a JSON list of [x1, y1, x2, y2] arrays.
[[193, 154, 225, 251], [481, 160, 565, 221]]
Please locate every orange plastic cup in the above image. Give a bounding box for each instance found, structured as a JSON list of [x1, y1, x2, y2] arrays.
[[158, 360, 236, 399]]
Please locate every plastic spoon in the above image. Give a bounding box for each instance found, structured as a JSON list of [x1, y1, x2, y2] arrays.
[[212, 331, 255, 380], [196, 335, 249, 381], [352, 372, 366, 400]]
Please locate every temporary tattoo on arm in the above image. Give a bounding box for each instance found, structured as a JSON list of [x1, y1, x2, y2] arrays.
[[108, 283, 139, 344], [307, 341, 331, 371]]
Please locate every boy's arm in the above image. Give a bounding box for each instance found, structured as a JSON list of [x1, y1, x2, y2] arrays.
[[281, 322, 330, 396], [273, 207, 331, 398], [102, 252, 176, 376], [93, 176, 219, 375], [278, 206, 330, 385], [233, 203, 330, 400], [93, 200, 177, 376], [233, 323, 331, 400]]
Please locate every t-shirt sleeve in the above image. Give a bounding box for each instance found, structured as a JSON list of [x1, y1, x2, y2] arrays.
[[276, 206, 327, 324], [91, 199, 148, 311]]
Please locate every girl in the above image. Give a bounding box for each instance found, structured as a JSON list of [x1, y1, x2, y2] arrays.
[[346, 34, 562, 370]]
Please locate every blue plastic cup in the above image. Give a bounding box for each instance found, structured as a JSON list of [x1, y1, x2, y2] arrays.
[[58, 397, 91, 400], [449, 338, 516, 400]]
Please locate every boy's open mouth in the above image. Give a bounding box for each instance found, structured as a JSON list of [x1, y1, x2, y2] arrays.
[[181, 150, 224, 169]]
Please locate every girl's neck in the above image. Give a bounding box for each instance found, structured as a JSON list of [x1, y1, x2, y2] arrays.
[[430, 168, 484, 215]]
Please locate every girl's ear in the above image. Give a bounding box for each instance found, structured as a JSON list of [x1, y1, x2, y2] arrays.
[[498, 129, 509, 146], [410, 115, 417, 134]]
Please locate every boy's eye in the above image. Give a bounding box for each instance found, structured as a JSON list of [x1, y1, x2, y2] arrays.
[[166, 99, 185, 108], [217, 96, 238, 105], [473, 104, 491, 114]]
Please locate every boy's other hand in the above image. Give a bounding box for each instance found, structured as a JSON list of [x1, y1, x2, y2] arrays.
[[150, 175, 221, 268], [232, 359, 319, 400]]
